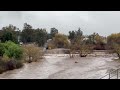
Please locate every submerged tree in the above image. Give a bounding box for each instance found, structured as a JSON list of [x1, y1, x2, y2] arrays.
[[107, 33, 120, 59], [69, 28, 93, 58], [86, 33, 107, 50]]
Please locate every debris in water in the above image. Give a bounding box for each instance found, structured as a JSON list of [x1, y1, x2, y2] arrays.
[[75, 61, 78, 63]]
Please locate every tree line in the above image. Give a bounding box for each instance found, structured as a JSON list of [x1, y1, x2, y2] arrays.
[[0, 23, 59, 47], [0, 23, 120, 59], [0, 23, 107, 49]]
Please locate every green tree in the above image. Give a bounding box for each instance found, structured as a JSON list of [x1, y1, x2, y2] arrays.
[[68, 28, 83, 44], [68, 31, 75, 41], [1, 24, 18, 43], [50, 27, 58, 38], [21, 23, 34, 43], [35, 28, 48, 47]]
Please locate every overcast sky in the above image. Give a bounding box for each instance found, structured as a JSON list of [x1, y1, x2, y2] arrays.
[[0, 11, 120, 36]]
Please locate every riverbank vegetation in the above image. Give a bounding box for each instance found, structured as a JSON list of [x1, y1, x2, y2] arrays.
[[0, 41, 44, 74], [0, 23, 120, 73], [22, 44, 44, 63], [0, 41, 23, 73], [107, 33, 120, 59]]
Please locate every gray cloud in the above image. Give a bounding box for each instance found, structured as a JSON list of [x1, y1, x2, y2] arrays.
[[0, 11, 120, 36]]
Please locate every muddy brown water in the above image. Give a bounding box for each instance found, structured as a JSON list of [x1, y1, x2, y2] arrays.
[[0, 53, 120, 79]]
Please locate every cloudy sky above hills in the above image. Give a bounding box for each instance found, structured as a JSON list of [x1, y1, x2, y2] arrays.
[[0, 11, 120, 36]]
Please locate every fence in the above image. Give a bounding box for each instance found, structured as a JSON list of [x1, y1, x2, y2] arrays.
[[100, 68, 120, 79]]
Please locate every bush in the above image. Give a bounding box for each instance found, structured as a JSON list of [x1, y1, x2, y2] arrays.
[[0, 60, 7, 74], [0, 59, 23, 73], [0, 43, 5, 56], [79, 44, 92, 57], [0, 66, 6, 74], [107, 33, 120, 59], [47, 42, 56, 49], [6, 60, 16, 70], [22, 44, 44, 63], [5, 60, 23, 70], [112, 43, 120, 59], [53, 34, 70, 48], [3, 41, 23, 60], [0, 41, 24, 74], [16, 61, 23, 69]]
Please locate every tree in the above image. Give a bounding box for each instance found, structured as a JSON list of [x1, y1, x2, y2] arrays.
[[35, 28, 48, 47], [107, 33, 120, 59], [79, 42, 93, 57], [21, 23, 34, 43], [86, 33, 107, 50], [76, 28, 83, 38], [68, 29, 93, 58], [86, 33, 96, 44], [1, 24, 18, 43], [53, 33, 70, 48], [68, 28, 83, 44], [107, 33, 120, 46], [68, 31, 75, 41], [47, 33, 52, 40], [50, 28, 58, 38], [112, 43, 120, 59], [69, 36, 93, 58]]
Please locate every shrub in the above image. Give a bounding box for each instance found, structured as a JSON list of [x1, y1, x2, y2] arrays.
[[47, 43, 56, 49], [107, 33, 120, 59], [0, 43, 5, 56], [0, 41, 24, 73], [53, 34, 70, 48], [5, 59, 23, 70], [0, 60, 7, 74], [22, 44, 44, 63], [3, 41, 23, 60], [2, 54, 10, 62], [15, 61, 23, 69], [0, 66, 6, 74], [112, 43, 120, 59], [6, 60, 16, 70]]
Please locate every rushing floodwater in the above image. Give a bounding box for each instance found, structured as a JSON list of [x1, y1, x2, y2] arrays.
[[0, 54, 120, 79]]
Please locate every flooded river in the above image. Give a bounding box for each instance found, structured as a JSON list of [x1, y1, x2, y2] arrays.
[[0, 54, 120, 79]]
